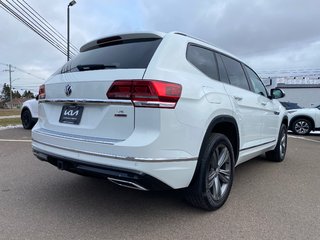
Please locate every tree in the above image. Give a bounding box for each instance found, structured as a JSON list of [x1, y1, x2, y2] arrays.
[[1, 83, 11, 101], [22, 90, 35, 98], [13, 90, 21, 99]]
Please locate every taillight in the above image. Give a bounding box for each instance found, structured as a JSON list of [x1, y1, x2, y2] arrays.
[[38, 84, 46, 99], [107, 80, 182, 109]]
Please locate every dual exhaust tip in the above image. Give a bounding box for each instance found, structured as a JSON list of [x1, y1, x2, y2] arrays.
[[107, 177, 148, 191], [53, 159, 148, 191]]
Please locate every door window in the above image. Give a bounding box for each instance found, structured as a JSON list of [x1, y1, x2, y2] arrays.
[[220, 55, 250, 90]]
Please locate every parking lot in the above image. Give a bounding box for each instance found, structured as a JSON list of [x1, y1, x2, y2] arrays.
[[0, 128, 319, 240]]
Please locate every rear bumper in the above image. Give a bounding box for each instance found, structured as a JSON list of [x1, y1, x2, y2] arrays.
[[33, 148, 172, 191], [32, 137, 198, 189]]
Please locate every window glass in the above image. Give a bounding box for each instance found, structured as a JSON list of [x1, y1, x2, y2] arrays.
[[244, 66, 268, 97], [55, 38, 162, 75], [216, 54, 230, 83], [186, 45, 219, 80], [220, 55, 250, 90]]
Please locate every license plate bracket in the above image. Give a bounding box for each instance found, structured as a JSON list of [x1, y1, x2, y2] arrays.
[[59, 105, 84, 125]]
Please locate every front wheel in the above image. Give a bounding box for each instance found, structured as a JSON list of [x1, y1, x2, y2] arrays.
[[184, 133, 234, 211], [266, 123, 287, 162], [292, 119, 312, 135]]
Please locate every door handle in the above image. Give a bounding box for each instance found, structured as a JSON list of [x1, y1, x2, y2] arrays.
[[261, 102, 267, 106], [233, 96, 243, 101]]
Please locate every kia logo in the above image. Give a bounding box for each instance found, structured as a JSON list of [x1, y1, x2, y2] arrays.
[[64, 109, 79, 116], [65, 84, 72, 96]]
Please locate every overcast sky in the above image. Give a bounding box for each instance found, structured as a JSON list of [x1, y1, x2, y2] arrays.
[[1, 0, 320, 92]]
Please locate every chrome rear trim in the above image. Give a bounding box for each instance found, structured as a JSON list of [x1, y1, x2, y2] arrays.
[[32, 140, 198, 163], [33, 128, 122, 145], [107, 177, 148, 191], [39, 99, 132, 105]]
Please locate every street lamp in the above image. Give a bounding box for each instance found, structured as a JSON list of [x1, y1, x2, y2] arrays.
[[67, 0, 76, 61]]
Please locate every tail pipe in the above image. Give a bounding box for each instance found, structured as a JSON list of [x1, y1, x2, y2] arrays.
[[107, 177, 148, 191]]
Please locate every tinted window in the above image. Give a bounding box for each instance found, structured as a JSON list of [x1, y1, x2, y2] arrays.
[[216, 54, 230, 83], [220, 55, 250, 90], [244, 66, 268, 97], [56, 38, 162, 74], [186, 45, 219, 80]]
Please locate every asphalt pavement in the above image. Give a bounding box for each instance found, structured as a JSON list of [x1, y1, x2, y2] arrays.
[[0, 128, 319, 240]]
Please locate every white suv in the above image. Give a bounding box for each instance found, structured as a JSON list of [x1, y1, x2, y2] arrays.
[[287, 105, 320, 135], [32, 32, 287, 210]]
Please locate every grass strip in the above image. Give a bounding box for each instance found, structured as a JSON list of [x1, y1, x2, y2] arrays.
[[0, 109, 21, 117], [0, 118, 21, 127]]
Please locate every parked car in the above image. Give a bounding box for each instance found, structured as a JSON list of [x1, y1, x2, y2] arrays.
[[21, 98, 38, 129], [32, 31, 287, 211], [281, 101, 302, 110], [288, 105, 320, 135]]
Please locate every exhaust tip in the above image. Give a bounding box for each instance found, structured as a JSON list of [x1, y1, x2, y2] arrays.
[[107, 177, 148, 191]]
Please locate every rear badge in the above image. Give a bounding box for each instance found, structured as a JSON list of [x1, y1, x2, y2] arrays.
[[65, 84, 72, 96], [114, 110, 127, 117]]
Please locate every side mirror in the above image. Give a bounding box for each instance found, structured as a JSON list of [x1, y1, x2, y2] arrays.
[[35, 95, 39, 100], [270, 88, 285, 99]]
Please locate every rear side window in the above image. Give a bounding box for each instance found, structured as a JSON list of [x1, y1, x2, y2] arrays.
[[57, 38, 162, 74], [220, 55, 250, 90], [186, 45, 219, 80]]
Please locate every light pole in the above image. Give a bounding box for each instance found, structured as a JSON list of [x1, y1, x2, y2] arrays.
[[67, 0, 76, 61]]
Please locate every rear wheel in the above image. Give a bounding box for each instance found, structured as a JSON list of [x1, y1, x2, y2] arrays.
[[184, 133, 234, 211], [292, 118, 312, 135], [266, 123, 287, 162], [21, 109, 36, 129]]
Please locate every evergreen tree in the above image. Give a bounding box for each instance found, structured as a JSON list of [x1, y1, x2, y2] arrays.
[[1, 84, 11, 101], [22, 90, 35, 98]]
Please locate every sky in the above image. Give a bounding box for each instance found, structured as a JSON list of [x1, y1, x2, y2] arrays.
[[1, 0, 320, 93]]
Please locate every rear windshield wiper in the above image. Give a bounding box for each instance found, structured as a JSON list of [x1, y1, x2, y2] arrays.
[[76, 64, 118, 71]]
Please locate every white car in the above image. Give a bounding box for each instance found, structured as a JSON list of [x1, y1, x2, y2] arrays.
[[21, 98, 38, 129], [32, 32, 287, 210], [288, 105, 320, 135]]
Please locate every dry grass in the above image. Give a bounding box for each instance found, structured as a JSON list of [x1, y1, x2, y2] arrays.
[[0, 118, 21, 127], [0, 109, 20, 117]]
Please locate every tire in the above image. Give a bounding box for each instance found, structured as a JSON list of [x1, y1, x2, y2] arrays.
[[184, 133, 234, 211], [266, 124, 287, 162], [21, 109, 36, 129], [292, 118, 312, 135]]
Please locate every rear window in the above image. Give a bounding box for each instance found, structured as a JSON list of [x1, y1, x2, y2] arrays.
[[55, 38, 162, 74]]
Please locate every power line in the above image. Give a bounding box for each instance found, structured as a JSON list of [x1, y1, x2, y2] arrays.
[[1, 63, 46, 80], [11, 66, 46, 80], [20, 0, 79, 53], [11, 0, 77, 56], [0, 0, 78, 58], [0, 1, 70, 57]]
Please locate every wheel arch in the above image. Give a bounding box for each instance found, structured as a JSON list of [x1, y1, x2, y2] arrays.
[[282, 115, 288, 127], [289, 115, 315, 130], [189, 115, 239, 186]]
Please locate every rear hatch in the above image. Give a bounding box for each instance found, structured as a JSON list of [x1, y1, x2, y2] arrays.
[[39, 33, 163, 141]]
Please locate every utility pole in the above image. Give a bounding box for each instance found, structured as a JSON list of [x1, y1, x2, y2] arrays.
[[3, 64, 14, 109], [9, 64, 13, 109]]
